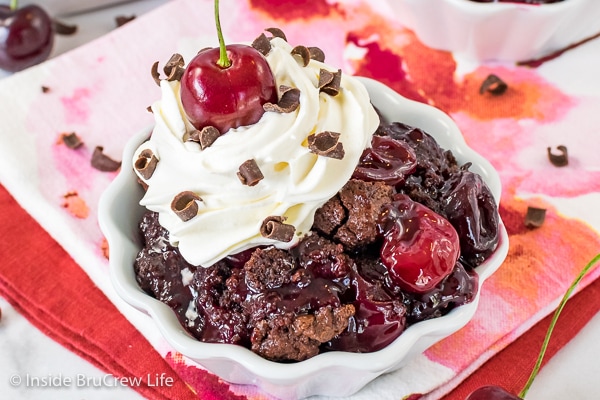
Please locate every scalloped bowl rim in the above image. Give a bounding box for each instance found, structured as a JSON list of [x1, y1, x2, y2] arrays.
[[99, 77, 509, 393], [387, 0, 600, 62]]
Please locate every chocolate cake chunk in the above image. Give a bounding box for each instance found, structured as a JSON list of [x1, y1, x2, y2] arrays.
[[243, 247, 295, 292], [296, 234, 352, 279], [313, 196, 346, 236], [250, 305, 354, 361], [334, 179, 394, 251]]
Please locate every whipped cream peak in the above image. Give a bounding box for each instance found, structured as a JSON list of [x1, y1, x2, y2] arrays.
[[133, 37, 379, 267]]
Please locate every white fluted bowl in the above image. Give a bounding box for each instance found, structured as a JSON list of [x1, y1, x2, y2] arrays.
[[99, 77, 509, 399], [386, 0, 600, 62]]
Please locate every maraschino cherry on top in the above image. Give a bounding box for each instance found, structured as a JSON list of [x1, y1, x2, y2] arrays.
[[180, 0, 277, 135]]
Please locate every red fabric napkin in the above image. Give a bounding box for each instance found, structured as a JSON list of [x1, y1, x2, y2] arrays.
[[0, 184, 197, 400], [442, 275, 600, 399], [2, 180, 599, 400]]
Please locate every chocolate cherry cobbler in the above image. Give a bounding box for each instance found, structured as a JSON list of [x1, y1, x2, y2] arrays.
[[132, 31, 500, 362]]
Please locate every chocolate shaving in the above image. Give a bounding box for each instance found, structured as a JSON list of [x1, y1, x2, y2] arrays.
[[291, 45, 311, 67], [308, 46, 325, 62], [188, 126, 220, 149], [91, 146, 121, 172], [163, 53, 185, 82], [308, 131, 345, 159], [41, 86, 50, 93], [137, 178, 149, 191], [61, 132, 83, 149], [53, 19, 78, 35], [135, 149, 159, 180], [115, 15, 136, 27], [260, 216, 296, 242], [547, 145, 568, 167], [146, 105, 153, 113], [151, 61, 161, 86], [263, 85, 301, 113], [479, 74, 508, 95], [525, 206, 546, 229], [252, 33, 272, 56], [265, 27, 287, 42], [171, 191, 202, 222], [318, 69, 342, 96], [237, 159, 264, 186]]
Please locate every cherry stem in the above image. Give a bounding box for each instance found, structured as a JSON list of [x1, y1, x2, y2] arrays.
[[518, 252, 600, 398], [10, 0, 18, 11], [214, 0, 230, 69]]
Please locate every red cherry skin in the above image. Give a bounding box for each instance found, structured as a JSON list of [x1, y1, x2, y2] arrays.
[[0, 5, 54, 72], [180, 44, 278, 135], [377, 194, 460, 294], [465, 385, 522, 400]]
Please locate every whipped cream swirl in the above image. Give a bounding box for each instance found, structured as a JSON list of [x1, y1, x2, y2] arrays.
[[133, 38, 379, 267]]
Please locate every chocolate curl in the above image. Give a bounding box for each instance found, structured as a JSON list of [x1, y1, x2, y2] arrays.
[[171, 191, 202, 222], [307, 131, 345, 160], [260, 216, 296, 242], [150, 54, 185, 86], [479, 74, 508, 95], [53, 19, 78, 35], [308, 46, 325, 63], [318, 69, 342, 96], [115, 15, 136, 27], [237, 159, 264, 186], [263, 85, 301, 113], [61, 132, 83, 149], [265, 27, 287, 42], [525, 207, 546, 229], [252, 33, 272, 56], [91, 146, 121, 172], [547, 145, 569, 167], [134, 149, 158, 180], [163, 53, 185, 82], [150, 61, 161, 86], [188, 126, 221, 150], [291, 45, 311, 67]]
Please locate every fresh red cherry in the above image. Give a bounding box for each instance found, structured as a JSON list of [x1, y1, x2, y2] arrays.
[[465, 386, 522, 400], [180, 45, 277, 134], [179, 0, 277, 135], [377, 194, 460, 294], [0, 1, 53, 72]]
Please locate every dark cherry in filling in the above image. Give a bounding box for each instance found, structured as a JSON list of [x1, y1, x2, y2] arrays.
[[134, 122, 499, 361]]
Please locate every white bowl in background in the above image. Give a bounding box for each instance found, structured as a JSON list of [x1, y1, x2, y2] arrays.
[[98, 77, 509, 400], [386, 0, 600, 62]]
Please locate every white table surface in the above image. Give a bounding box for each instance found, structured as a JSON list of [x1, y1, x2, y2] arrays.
[[0, 1, 599, 399]]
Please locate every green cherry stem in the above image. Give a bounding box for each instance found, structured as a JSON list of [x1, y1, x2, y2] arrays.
[[214, 0, 231, 69], [518, 252, 600, 399], [10, 0, 18, 11]]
